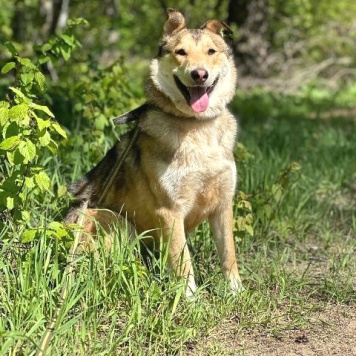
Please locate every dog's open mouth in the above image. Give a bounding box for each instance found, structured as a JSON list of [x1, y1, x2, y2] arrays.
[[174, 75, 218, 113]]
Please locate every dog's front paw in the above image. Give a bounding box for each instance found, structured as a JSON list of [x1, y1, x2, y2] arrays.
[[185, 275, 198, 298], [230, 277, 245, 294]]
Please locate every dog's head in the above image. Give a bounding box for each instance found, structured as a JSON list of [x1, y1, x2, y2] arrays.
[[148, 9, 237, 120]]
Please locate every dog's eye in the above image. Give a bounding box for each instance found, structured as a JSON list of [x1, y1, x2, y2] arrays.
[[175, 49, 187, 56], [208, 48, 217, 55]]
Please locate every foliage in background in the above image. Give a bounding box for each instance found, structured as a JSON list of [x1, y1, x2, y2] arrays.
[[55, 57, 140, 177], [1, 0, 355, 83], [268, 0, 356, 78]]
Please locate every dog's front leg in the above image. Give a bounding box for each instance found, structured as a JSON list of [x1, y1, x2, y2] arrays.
[[157, 210, 197, 297], [209, 204, 244, 293]]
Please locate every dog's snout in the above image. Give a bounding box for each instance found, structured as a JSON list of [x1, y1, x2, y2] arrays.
[[191, 69, 209, 83]]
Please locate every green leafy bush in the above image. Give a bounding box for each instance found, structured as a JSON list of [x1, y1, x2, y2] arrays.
[[0, 51, 65, 229], [0, 20, 87, 241]]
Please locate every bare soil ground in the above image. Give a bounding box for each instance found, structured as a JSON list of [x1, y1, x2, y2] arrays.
[[187, 304, 356, 355]]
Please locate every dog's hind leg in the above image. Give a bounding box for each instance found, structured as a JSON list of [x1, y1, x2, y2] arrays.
[[66, 208, 130, 252], [209, 203, 244, 293]]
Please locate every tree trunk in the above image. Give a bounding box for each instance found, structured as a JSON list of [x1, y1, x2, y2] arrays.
[[228, 0, 270, 77], [11, 0, 27, 42], [40, 0, 70, 40]]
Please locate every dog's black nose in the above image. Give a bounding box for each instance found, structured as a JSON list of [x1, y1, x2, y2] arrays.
[[191, 69, 209, 83]]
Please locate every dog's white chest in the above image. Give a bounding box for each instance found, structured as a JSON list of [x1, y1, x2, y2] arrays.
[[156, 138, 236, 214]]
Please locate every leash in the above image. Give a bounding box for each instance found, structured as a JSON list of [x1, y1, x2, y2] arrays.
[[97, 125, 140, 206], [36, 106, 146, 355], [97, 103, 151, 206]]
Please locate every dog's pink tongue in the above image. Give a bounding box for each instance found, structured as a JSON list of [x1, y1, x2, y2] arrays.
[[189, 87, 209, 113]]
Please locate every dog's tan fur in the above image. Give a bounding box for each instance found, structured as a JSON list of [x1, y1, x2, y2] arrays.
[[66, 9, 243, 296]]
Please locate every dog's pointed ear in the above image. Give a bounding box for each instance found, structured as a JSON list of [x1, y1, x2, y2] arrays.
[[201, 20, 233, 40], [163, 8, 186, 36]]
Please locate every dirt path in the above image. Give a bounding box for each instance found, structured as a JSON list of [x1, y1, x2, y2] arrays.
[[187, 305, 356, 355]]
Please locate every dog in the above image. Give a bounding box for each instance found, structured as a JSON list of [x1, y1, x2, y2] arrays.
[[65, 8, 243, 297]]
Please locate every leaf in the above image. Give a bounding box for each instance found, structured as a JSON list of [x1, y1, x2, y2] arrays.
[[0, 136, 20, 150], [238, 199, 252, 211], [290, 162, 301, 171], [34, 171, 51, 192], [244, 224, 254, 237], [67, 18, 88, 28], [57, 184, 67, 198], [38, 56, 50, 65], [20, 72, 34, 86], [18, 139, 36, 163], [61, 34, 75, 46], [245, 213, 253, 224], [39, 130, 51, 147], [35, 117, 51, 130], [6, 151, 15, 165], [244, 200, 252, 211], [0, 124, 10, 138], [46, 139, 58, 154], [9, 87, 27, 100], [235, 216, 245, 231], [21, 210, 31, 222], [261, 204, 273, 220], [94, 114, 108, 130], [30, 103, 54, 118], [41, 43, 52, 52], [22, 229, 39, 243], [0, 101, 10, 109], [0, 106, 10, 125], [47, 221, 68, 238], [5, 42, 18, 56], [6, 197, 14, 210], [271, 184, 283, 203], [51, 121, 67, 138], [17, 57, 37, 70], [9, 103, 29, 121], [34, 71, 46, 92], [1, 62, 16, 74], [24, 176, 35, 189], [60, 44, 71, 61]]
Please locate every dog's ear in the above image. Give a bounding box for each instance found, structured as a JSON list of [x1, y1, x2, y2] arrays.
[[163, 8, 186, 36], [201, 20, 233, 40]]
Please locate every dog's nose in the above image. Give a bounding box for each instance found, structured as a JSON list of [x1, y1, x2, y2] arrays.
[[191, 69, 209, 83]]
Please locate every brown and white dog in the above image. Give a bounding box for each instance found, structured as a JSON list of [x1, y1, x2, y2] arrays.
[[66, 9, 243, 296]]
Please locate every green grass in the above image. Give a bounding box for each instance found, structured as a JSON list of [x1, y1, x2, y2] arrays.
[[1, 88, 355, 354]]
